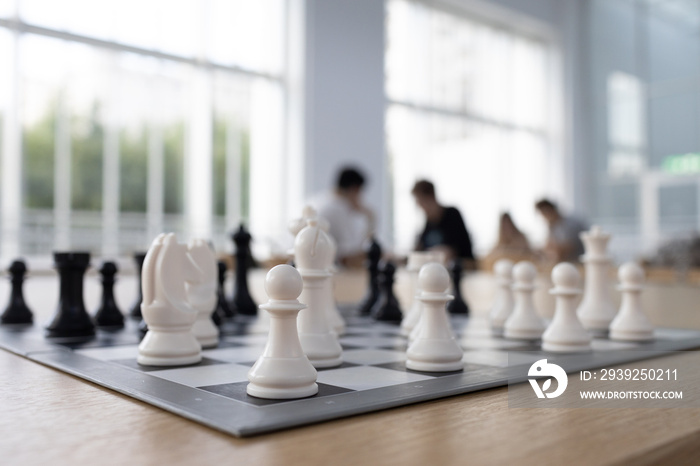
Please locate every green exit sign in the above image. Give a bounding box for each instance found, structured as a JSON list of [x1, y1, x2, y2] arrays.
[[662, 153, 700, 174]]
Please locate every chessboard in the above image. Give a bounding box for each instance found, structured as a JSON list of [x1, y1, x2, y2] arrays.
[[2, 312, 700, 437]]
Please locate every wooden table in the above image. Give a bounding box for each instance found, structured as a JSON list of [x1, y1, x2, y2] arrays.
[[1, 269, 700, 465]]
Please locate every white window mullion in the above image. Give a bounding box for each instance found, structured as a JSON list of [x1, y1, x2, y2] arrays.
[[0, 28, 21, 258], [54, 91, 71, 251]]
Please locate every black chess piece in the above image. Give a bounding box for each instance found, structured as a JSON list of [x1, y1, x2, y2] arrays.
[[358, 238, 381, 316], [217, 260, 234, 319], [46, 252, 95, 339], [94, 261, 125, 328], [447, 259, 469, 315], [230, 224, 257, 315], [1, 260, 33, 325], [129, 252, 147, 318], [371, 261, 403, 323]]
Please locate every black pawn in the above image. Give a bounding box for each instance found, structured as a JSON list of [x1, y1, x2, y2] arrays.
[[217, 260, 234, 319], [447, 259, 469, 315], [94, 262, 124, 328], [371, 261, 403, 323], [129, 252, 147, 318], [46, 252, 95, 339], [358, 238, 381, 316], [230, 224, 257, 316], [1, 260, 34, 325]]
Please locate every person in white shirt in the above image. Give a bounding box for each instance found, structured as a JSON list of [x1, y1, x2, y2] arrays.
[[317, 167, 375, 267]]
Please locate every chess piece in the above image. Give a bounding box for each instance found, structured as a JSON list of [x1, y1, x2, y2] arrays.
[[291, 206, 345, 334], [504, 261, 545, 340], [46, 252, 95, 339], [406, 263, 463, 372], [247, 265, 318, 399], [371, 261, 403, 323], [489, 259, 514, 335], [1, 260, 33, 325], [357, 238, 381, 316], [94, 261, 125, 329], [295, 219, 343, 368], [187, 239, 219, 348], [216, 261, 234, 318], [138, 234, 202, 366], [610, 262, 654, 342], [401, 251, 440, 336], [230, 224, 257, 316], [577, 225, 617, 336], [446, 259, 469, 315], [129, 252, 147, 318], [542, 263, 591, 353]]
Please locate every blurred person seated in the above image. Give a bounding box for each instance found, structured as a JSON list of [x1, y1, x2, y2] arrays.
[[535, 198, 587, 263], [412, 180, 475, 265], [317, 166, 375, 268], [481, 212, 533, 270]]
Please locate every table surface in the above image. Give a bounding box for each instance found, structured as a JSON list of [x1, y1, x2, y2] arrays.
[[2, 268, 700, 465]]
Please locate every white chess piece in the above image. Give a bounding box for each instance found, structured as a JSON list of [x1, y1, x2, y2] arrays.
[[187, 239, 220, 348], [542, 263, 591, 353], [295, 219, 343, 368], [504, 261, 545, 340], [406, 262, 464, 372], [138, 233, 202, 366], [401, 251, 440, 337], [247, 265, 319, 399], [489, 259, 515, 336], [577, 225, 617, 336], [610, 262, 654, 342], [290, 206, 345, 335]]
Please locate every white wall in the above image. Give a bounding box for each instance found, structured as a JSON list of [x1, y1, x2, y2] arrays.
[[303, 0, 389, 242]]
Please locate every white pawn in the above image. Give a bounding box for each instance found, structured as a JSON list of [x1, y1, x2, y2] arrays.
[[401, 251, 439, 337], [295, 219, 343, 368], [187, 239, 220, 348], [610, 262, 654, 342], [578, 225, 617, 336], [489, 259, 515, 336], [247, 265, 318, 399], [138, 233, 202, 366], [504, 261, 545, 340], [406, 263, 464, 372], [542, 263, 591, 353]]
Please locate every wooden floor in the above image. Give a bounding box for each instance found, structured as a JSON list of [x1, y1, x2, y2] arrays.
[[1, 268, 700, 465]]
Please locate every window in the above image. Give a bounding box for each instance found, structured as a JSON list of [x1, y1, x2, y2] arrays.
[[0, 0, 286, 258], [385, 0, 555, 254]]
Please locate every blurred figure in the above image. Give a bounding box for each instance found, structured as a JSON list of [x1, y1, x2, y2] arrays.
[[482, 213, 532, 270], [535, 199, 587, 263], [317, 166, 375, 267], [412, 180, 475, 263]]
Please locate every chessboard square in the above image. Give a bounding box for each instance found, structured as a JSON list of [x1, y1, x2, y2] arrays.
[[343, 348, 406, 365], [199, 381, 354, 407], [654, 328, 700, 340], [74, 345, 139, 361], [461, 337, 530, 351], [316, 365, 434, 390], [462, 350, 510, 367], [339, 335, 405, 349], [224, 334, 269, 346], [506, 352, 549, 366], [591, 340, 641, 351], [149, 363, 251, 387], [203, 346, 267, 363]]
